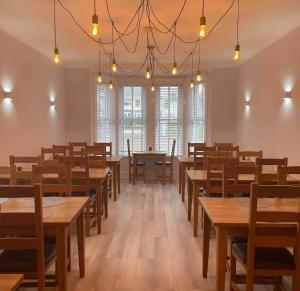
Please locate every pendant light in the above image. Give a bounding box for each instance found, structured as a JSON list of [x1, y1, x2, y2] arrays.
[[97, 42, 102, 83], [190, 53, 194, 89], [233, 0, 240, 61], [91, 0, 99, 36], [199, 0, 207, 39], [171, 23, 177, 75], [109, 80, 113, 89], [53, 0, 61, 64], [151, 83, 155, 92], [196, 41, 203, 82], [111, 22, 117, 72]]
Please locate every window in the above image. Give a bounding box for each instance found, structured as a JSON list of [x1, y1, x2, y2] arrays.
[[189, 83, 206, 143], [155, 85, 183, 155], [119, 86, 146, 155], [95, 83, 114, 144]]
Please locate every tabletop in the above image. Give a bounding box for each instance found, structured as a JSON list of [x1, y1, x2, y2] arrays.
[[177, 156, 193, 163], [0, 274, 24, 291], [106, 156, 123, 163], [1, 197, 89, 226], [133, 151, 166, 155], [199, 197, 300, 227]]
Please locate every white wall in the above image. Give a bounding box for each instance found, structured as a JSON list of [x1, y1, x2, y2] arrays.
[[235, 25, 300, 165], [0, 29, 66, 165]]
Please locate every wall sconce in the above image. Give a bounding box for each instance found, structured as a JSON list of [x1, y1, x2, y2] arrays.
[[283, 91, 292, 100], [2, 91, 12, 101], [50, 99, 56, 108], [245, 100, 250, 106]]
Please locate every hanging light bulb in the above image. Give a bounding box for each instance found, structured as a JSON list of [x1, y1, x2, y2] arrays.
[[145, 67, 151, 79], [109, 80, 113, 89], [111, 58, 117, 72], [172, 62, 177, 75], [196, 71, 202, 82], [151, 83, 155, 92], [190, 80, 194, 89], [91, 14, 99, 36], [53, 47, 61, 64], [199, 16, 207, 39], [234, 44, 240, 61], [97, 72, 102, 83]]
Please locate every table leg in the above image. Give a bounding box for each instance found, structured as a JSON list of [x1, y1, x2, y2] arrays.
[[179, 162, 182, 194], [76, 210, 85, 278], [117, 162, 121, 194], [162, 155, 166, 185], [202, 211, 211, 278], [96, 185, 102, 234], [103, 177, 108, 219], [113, 164, 117, 201], [56, 226, 68, 291], [182, 164, 186, 202], [216, 226, 227, 291], [133, 157, 136, 185], [187, 177, 192, 221], [193, 181, 199, 237]]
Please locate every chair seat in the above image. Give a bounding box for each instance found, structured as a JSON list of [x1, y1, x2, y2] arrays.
[[155, 161, 171, 166], [232, 242, 295, 270], [0, 244, 56, 272], [131, 161, 146, 166]]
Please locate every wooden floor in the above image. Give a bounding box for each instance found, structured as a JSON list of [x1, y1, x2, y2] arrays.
[[26, 182, 274, 290]]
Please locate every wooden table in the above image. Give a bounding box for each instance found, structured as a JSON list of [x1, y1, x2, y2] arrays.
[[186, 170, 297, 237], [132, 151, 167, 185], [0, 274, 24, 291], [106, 156, 123, 201], [177, 156, 193, 201], [199, 197, 300, 291], [1, 197, 89, 291]]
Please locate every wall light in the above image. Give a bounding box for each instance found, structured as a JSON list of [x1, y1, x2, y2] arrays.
[[2, 91, 13, 102], [50, 99, 56, 108], [245, 99, 250, 106], [283, 91, 292, 100]]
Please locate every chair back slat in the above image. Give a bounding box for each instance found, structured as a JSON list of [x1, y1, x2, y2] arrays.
[[94, 142, 112, 157], [69, 142, 87, 156]]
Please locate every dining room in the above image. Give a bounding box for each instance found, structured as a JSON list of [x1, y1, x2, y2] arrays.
[[1, 0, 300, 290]]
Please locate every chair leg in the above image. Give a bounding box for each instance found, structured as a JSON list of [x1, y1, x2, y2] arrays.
[[144, 166, 147, 184]]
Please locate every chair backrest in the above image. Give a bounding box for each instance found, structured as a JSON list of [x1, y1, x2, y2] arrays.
[[238, 150, 263, 167], [206, 157, 239, 196], [188, 142, 206, 157], [68, 161, 90, 196], [222, 165, 257, 197], [203, 150, 231, 169], [278, 166, 300, 185], [0, 166, 13, 184], [256, 157, 288, 184], [53, 145, 73, 156], [247, 184, 300, 276], [94, 142, 112, 157], [69, 142, 88, 156], [62, 156, 87, 168], [32, 165, 71, 197], [41, 147, 65, 166], [193, 144, 207, 170], [10, 165, 32, 185], [82, 145, 106, 169], [215, 142, 233, 149], [9, 155, 41, 167], [217, 145, 239, 157], [0, 185, 45, 280]]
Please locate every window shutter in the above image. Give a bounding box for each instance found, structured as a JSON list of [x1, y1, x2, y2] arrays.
[[119, 86, 147, 155], [96, 83, 114, 144], [189, 83, 206, 143], [155, 85, 183, 155]]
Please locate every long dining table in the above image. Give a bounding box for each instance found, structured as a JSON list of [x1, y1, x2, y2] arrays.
[[199, 197, 300, 291], [1, 196, 89, 291]]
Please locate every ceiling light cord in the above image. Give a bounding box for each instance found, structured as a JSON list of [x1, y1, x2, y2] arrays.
[[54, 0, 57, 48], [202, 0, 205, 17], [94, 0, 96, 15], [237, 0, 240, 45], [197, 41, 200, 71]]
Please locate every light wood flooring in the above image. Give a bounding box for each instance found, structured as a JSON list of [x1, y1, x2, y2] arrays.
[[28, 182, 277, 290]]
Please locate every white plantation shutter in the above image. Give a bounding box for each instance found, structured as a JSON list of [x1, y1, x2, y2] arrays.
[[155, 85, 183, 155], [189, 83, 206, 143], [96, 83, 114, 144], [119, 86, 147, 155]]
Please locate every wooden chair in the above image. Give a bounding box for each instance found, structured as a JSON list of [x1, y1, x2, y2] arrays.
[[188, 142, 206, 157], [203, 149, 231, 169], [53, 145, 73, 156], [32, 165, 71, 197], [193, 144, 207, 170], [0, 185, 57, 290], [222, 165, 258, 198], [278, 165, 300, 185], [127, 139, 146, 183], [69, 142, 87, 156], [41, 147, 65, 166], [94, 142, 112, 157], [238, 150, 263, 167], [217, 145, 239, 157], [155, 139, 176, 182], [256, 157, 288, 184], [64, 156, 98, 236], [9, 155, 41, 167], [0, 166, 13, 185], [230, 184, 300, 291], [205, 157, 239, 197]]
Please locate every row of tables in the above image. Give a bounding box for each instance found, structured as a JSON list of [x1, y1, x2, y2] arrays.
[[177, 156, 300, 291]]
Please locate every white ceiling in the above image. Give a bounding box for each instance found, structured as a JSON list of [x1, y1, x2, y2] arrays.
[[0, 0, 300, 76]]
